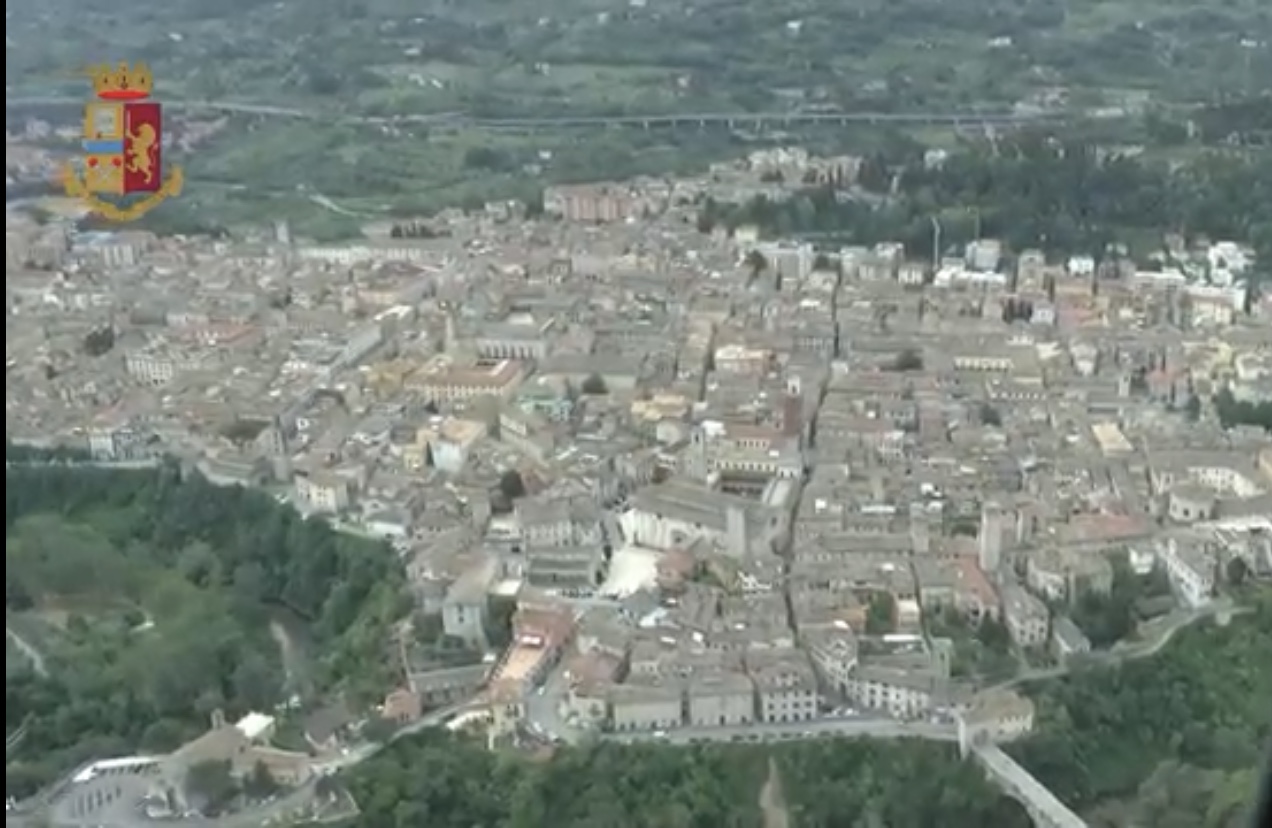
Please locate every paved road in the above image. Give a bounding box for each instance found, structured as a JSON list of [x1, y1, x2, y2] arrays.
[[606, 717, 958, 745], [7, 700, 480, 828], [988, 597, 1242, 692], [310, 698, 484, 775], [6, 626, 49, 677]]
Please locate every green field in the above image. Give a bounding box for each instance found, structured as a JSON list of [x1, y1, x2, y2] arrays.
[[9, 0, 1269, 237], [9, 0, 1269, 111]]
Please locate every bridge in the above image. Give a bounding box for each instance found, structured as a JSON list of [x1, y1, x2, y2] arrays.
[[6, 96, 1076, 132], [445, 110, 1068, 131], [970, 744, 1088, 828]]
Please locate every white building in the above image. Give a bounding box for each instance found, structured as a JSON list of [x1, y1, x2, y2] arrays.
[[751, 652, 818, 724], [622, 479, 786, 558], [1000, 584, 1049, 648], [805, 627, 858, 695], [1157, 536, 1215, 609], [958, 688, 1035, 750], [608, 681, 683, 731], [845, 661, 937, 719]]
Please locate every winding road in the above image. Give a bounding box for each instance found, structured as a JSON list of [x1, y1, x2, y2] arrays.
[[985, 598, 1244, 693], [6, 626, 49, 677]]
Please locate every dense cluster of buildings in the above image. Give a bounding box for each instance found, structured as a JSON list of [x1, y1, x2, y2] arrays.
[[7, 145, 1272, 754]]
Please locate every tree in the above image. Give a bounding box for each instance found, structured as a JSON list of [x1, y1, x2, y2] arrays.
[[499, 469, 526, 500], [580, 374, 608, 395], [463, 146, 512, 172], [242, 761, 279, 800], [1225, 557, 1249, 587], [484, 596, 518, 650], [1184, 395, 1202, 422], [184, 759, 238, 815], [346, 729, 1029, 827], [866, 592, 896, 634], [361, 716, 399, 745], [1213, 389, 1272, 433], [6, 574, 33, 610], [857, 153, 890, 193], [889, 349, 924, 372], [82, 327, 115, 356], [744, 250, 768, 277], [976, 615, 1011, 653], [978, 403, 1003, 427]]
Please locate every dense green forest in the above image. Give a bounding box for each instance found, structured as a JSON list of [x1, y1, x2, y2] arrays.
[[344, 730, 1031, 828], [700, 134, 1272, 264], [1214, 389, 1272, 433], [5, 457, 408, 798], [1012, 589, 1272, 827]]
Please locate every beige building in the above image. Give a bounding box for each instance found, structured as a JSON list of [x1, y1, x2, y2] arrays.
[[958, 688, 1035, 750], [609, 680, 683, 731], [411, 355, 526, 403], [563, 650, 623, 727], [1001, 584, 1050, 648], [749, 651, 818, 724], [293, 471, 352, 513], [1025, 547, 1114, 603], [686, 670, 756, 728], [162, 710, 310, 793], [543, 183, 649, 223], [804, 628, 858, 696], [846, 659, 939, 719]]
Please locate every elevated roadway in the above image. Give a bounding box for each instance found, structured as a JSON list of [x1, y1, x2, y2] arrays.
[[971, 744, 1088, 828], [7, 96, 1078, 132], [607, 717, 958, 745]]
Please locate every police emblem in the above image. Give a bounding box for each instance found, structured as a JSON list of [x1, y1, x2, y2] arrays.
[[60, 62, 184, 221]]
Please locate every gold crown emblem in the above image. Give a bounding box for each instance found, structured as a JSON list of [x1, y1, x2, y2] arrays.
[[86, 62, 153, 101]]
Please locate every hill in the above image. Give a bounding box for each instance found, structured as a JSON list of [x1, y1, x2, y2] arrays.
[[5, 458, 408, 799], [8, 1, 1269, 114], [6, 1, 1269, 238], [1012, 589, 1272, 827]]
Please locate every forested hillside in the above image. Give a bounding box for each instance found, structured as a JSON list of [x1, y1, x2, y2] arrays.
[[345, 731, 1031, 828], [700, 134, 1272, 267], [1013, 589, 1272, 827], [5, 458, 408, 798]]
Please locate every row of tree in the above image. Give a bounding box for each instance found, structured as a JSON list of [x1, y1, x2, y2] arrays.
[[345, 730, 1031, 828]]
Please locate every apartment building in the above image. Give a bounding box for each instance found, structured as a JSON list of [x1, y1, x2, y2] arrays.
[[749, 650, 818, 724], [686, 670, 756, 728], [1000, 584, 1050, 648], [411, 356, 526, 403], [845, 658, 939, 720], [608, 680, 683, 731]]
